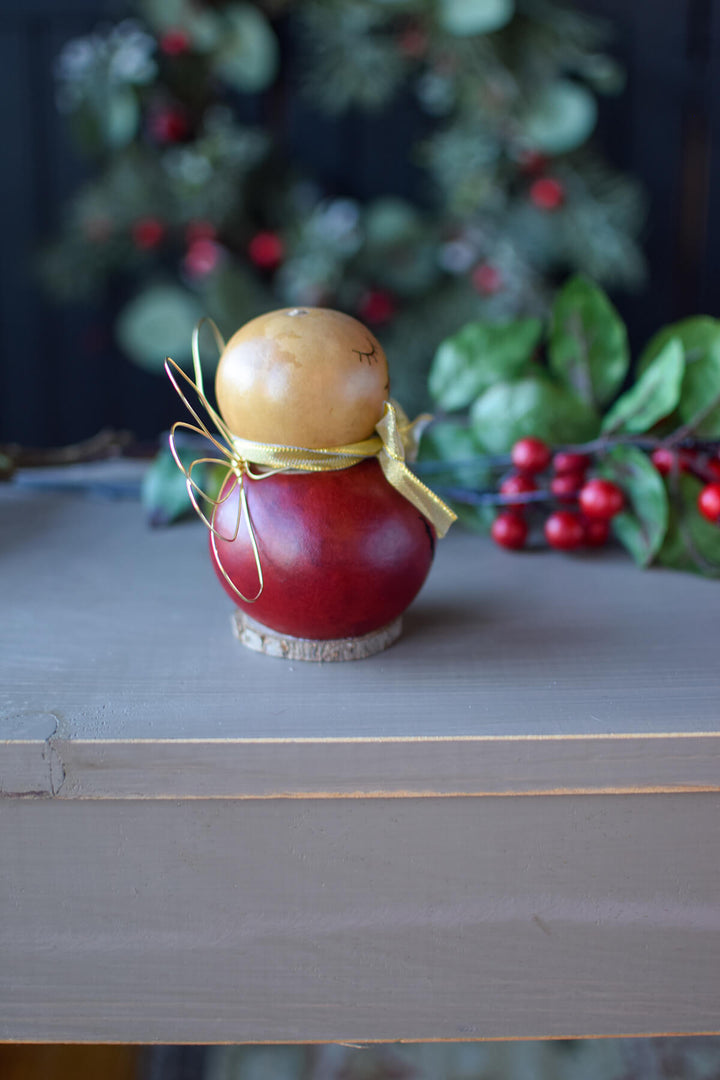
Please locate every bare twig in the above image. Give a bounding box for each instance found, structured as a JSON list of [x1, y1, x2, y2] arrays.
[[1, 428, 135, 470]]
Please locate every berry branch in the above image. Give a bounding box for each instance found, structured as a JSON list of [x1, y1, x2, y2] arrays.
[[420, 276, 720, 576]]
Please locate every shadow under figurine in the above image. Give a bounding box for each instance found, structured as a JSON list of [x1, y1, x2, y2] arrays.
[[167, 306, 455, 661]]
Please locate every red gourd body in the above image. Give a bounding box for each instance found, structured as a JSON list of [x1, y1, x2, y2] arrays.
[[209, 459, 435, 640]]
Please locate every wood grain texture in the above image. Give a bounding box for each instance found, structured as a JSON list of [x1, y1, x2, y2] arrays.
[[1, 794, 719, 1043], [2, 488, 720, 798], [37, 734, 720, 800]]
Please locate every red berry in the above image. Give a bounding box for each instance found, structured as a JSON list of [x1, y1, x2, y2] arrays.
[[583, 517, 610, 547], [248, 231, 285, 271], [651, 447, 676, 475], [511, 437, 551, 474], [500, 473, 537, 497], [698, 483, 720, 524], [706, 458, 720, 482], [472, 263, 503, 296], [184, 238, 221, 278], [149, 105, 188, 143], [552, 451, 589, 476], [491, 512, 528, 550], [131, 217, 165, 250], [530, 177, 565, 211], [544, 510, 584, 550], [358, 289, 397, 326], [579, 478, 624, 520], [652, 447, 699, 476], [550, 472, 583, 502], [159, 28, 191, 56]]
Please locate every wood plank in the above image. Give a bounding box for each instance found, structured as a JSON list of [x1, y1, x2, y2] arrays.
[[2, 793, 719, 1043], [28, 734, 720, 800]]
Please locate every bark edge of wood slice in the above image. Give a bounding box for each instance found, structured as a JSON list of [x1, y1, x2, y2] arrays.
[[232, 611, 403, 662]]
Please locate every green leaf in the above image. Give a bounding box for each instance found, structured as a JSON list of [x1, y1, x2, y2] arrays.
[[141, 447, 194, 527], [104, 88, 139, 149], [438, 0, 515, 36], [549, 275, 629, 408], [418, 420, 492, 488], [429, 318, 542, 411], [143, 0, 220, 49], [601, 337, 685, 434], [116, 285, 203, 372], [417, 422, 494, 532], [522, 79, 598, 155], [363, 197, 422, 248], [596, 446, 668, 567], [657, 474, 720, 577], [679, 349, 720, 438], [418, 420, 482, 460], [638, 317, 720, 435], [213, 3, 279, 93], [470, 374, 600, 453], [451, 502, 496, 533], [638, 316, 720, 373]]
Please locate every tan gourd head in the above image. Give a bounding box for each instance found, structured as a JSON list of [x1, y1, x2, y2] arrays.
[[214, 307, 390, 448]]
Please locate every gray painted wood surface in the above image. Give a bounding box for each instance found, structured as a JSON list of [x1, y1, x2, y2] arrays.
[[2, 487, 720, 797], [2, 794, 719, 1043], [1, 486, 719, 1041]]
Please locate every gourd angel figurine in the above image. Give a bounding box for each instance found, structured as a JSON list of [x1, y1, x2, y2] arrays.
[[167, 306, 455, 660]]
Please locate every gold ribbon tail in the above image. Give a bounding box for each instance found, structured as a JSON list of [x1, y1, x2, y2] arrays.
[[376, 403, 457, 538]]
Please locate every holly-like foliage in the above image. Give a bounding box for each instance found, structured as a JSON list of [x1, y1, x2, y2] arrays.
[[421, 276, 720, 576]]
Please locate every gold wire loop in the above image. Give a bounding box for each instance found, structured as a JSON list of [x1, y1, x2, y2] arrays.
[[165, 321, 457, 604], [192, 317, 226, 399], [209, 474, 264, 604]]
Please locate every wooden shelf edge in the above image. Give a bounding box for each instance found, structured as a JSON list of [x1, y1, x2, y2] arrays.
[[3, 733, 719, 799]]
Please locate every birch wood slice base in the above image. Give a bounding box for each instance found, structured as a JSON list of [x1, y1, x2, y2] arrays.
[[232, 610, 403, 661]]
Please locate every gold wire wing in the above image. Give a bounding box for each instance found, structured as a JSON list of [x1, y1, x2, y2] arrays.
[[165, 319, 265, 604]]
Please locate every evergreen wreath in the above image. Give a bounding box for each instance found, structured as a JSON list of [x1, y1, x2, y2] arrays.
[[43, 0, 645, 411]]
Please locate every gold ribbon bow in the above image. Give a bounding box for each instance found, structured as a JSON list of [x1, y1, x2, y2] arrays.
[[166, 319, 456, 604]]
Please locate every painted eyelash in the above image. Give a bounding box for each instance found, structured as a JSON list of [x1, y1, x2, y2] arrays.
[[353, 339, 379, 364]]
